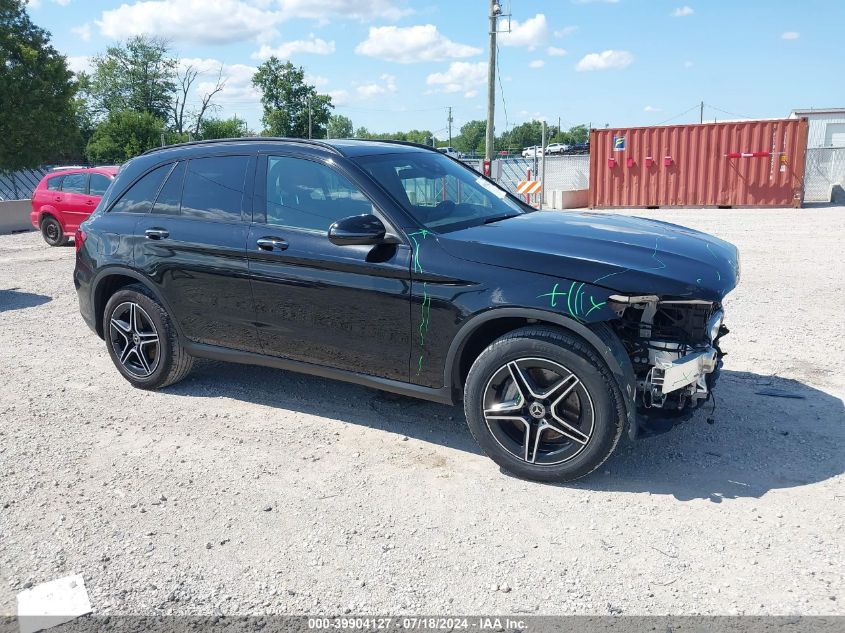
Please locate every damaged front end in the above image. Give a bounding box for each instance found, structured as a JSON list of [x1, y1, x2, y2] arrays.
[[607, 294, 729, 437]]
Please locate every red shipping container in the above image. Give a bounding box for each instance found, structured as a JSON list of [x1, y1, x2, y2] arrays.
[[589, 118, 808, 208]]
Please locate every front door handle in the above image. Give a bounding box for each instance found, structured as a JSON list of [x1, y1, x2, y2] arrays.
[[145, 228, 169, 240], [256, 237, 289, 251]]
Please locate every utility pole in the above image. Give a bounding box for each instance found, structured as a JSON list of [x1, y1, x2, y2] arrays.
[[485, 0, 501, 161], [308, 98, 313, 139], [540, 120, 547, 208], [448, 106, 453, 146], [700, 101, 704, 124]]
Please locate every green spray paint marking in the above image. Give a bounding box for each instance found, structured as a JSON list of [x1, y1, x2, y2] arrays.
[[538, 283, 568, 307], [539, 281, 604, 323], [585, 297, 607, 318], [408, 230, 432, 375], [706, 242, 723, 283]]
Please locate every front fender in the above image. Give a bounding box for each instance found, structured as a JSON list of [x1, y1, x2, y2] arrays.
[[444, 307, 637, 438]]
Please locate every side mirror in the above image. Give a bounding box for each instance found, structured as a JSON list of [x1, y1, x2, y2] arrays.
[[328, 214, 391, 246]]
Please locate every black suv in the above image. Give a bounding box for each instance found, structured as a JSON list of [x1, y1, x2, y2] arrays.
[[75, 138, 739, 482]]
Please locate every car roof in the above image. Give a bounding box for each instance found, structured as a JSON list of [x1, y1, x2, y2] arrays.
[[141, 137, 436, 160], [47, 166, 119, 176]]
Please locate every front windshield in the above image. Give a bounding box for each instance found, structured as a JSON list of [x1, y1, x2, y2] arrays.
[[355, 151, 530, 233]]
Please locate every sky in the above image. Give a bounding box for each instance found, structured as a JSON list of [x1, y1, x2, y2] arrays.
[[25, 0, 844, 138]]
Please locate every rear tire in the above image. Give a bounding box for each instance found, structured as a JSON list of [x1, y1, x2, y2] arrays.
[[41, 216, 68, 247], [103, 284, 193, 389], [463, 326, 626, 482]]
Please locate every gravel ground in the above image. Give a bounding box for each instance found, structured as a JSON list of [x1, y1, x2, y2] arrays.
[[1, 206, 843, 617]]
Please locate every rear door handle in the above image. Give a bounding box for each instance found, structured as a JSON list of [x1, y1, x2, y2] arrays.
[[256, 237, 289, 251], [145, 228, 169, 240]]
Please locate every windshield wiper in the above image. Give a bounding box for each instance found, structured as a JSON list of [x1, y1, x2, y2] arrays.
[[482, 213, 520, 225]]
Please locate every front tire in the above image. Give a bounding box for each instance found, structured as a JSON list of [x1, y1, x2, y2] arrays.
[[41, 216, 68, 247], [463, 326, 626, 482], [103, 284, 193, 389]]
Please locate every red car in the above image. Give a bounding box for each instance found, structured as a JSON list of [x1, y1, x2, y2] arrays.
[[30, 166, 118, 246]]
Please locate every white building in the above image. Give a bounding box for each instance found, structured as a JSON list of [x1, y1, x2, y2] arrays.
[[789, 108, 845, 148]]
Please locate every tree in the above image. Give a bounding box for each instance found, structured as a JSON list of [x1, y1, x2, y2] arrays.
[[198, 116, 249, 140], [173, 63, 227, 136], [327, 114, 353, 139], [252, 57, 333, 138], [89, 35, 176, 121], [453, 120, 486, 155], [498, 120, 544, 152], [85, 110, 164, 164], [0, 0, 81, 177]]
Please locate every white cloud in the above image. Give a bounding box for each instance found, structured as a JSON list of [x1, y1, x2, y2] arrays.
[[274, 0, 410, 22], [251, 37, 335, 60], [71, 23, 91, 41], [672, 6, 694, 17], [499, 14, 549, 49], [66, 55, 92, 75], [547, 46, 568, 57], [328, 89, 350, 106], [781, 31, 800, 40], [356, 74, 397, 98], [355, 25, 481, 63], [554, 26, 578, 37], [644, 105, 662, 112], [426, 61, 487, 98], [575, 49, 633, 71], [96, 0, 281, 44], [571, 0, 619, 4], [28, 0, 72, 7], [529, 59, 545, 69]]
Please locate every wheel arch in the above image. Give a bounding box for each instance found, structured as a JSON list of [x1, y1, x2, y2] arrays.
[[445, 308, 638, 437], [38, 208, 60, 226], [91, 268, 183, 340]]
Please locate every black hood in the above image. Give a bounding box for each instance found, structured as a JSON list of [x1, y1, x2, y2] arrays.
[[439, 211, 739, 302]]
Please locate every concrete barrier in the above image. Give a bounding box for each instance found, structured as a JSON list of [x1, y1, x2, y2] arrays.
[[547, 189, 589, 210], [0, 200, 34, 235]]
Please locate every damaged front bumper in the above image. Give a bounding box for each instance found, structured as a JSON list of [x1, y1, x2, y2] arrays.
[[608, 295, 729, 439]]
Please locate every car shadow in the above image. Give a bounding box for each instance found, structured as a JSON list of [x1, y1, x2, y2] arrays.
[[169, 363, 844, 501], [0, 288, 52, 313]]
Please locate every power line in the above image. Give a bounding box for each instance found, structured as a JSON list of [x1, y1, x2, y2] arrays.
[[706, 103, 755, 120], [655, 104, 701, 126], [496, 41, 509, 134]]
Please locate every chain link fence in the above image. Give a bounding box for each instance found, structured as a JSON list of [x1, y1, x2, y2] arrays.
[[0, 168, 49, 201], [804, 148, 845, 203], [461, 156, 590, 198]]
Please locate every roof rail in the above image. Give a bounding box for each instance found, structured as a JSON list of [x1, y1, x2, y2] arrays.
[[141, 137, 344, 157], [359, 139, 440, 153]]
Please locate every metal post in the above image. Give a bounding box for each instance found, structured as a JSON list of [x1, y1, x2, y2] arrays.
[[448, 106, 453, 146], [308, 99, 313, 139], [700, 101, 704, 124], [485, 0, 499, 161], [161, 132, 165, 147], [540, 120, 547, 208]]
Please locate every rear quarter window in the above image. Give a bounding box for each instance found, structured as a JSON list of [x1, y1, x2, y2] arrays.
[[109, 164, 172, 214]]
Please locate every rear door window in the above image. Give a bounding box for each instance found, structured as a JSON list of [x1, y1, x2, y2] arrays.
[[89, 173, 112, 196], [109, 164, 171, 214], [62, 173, 88, 194], [180, 156, 249, 222], [47, 176, 64, 191]]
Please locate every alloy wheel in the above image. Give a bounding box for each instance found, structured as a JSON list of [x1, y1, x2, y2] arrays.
[[482, 357, 595, 465], [109, 302, 160, 378], [44, 221, 59, 242]]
